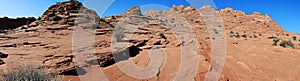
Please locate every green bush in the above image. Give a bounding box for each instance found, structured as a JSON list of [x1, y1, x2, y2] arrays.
[[287, 40, 295, 48], [213, 29, 219, 34], [292, 36, 297, 41], [1, 65, 61, 81], [273, 38, 295, 49], [235, 33, 240, 38], [253, 34, 258, 38], [229, 31, 235, 37], [268, 34, 277, 39], [242, 34, 247, 38], [156, 32, 166, 39]]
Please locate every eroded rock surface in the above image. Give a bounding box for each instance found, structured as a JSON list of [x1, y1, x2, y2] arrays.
[[0, 1, 300, 81]]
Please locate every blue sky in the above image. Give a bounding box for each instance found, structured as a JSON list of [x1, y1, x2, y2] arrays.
[[0, 0, 299, 33]]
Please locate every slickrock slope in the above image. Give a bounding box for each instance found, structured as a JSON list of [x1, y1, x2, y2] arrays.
[[0, 1, 300, 81], [0, 0, 100, 74]]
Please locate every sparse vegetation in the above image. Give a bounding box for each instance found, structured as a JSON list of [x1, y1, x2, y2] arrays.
[[235, 33, 240, 38], [276, 32, 280, 36], [156, 32, 166, 39], [1, 65, 61, 81], [213, 29, 219, 34], [212, 37, 216, 40], [242, 34, 247, 38], [253, 33, 258, 38], [268, 34, 277, 39], [292, 36, 297, 41], [273, 38, 295, 49], [204, 36, 210, 39], [230, 31, 235, 37], [229, 31, 260, 39]]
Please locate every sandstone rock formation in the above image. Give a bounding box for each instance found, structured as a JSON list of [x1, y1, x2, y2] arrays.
[[39, 0, 99, 26], [124, 6, 143, 16], [0, 1, 300, 81]]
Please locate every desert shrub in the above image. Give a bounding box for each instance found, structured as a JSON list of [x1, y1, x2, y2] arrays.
[[212, 37, 216, 40], [235, 33, 240, 38], [213, 29, 219, 34], [242, 34, 247, 38], [156, 32, 166, 39], [253, 33, 258, 38], [1, 65, 60, 81], [268, 34, 277, 39], [273, 38, 281, 46], [286, 34, 289, 36], [112, 26, 125, 42], [204, 36, 210, 39], [287, 40, 295, 48], [276, 32, 280, 36], [292, 36, 297, 41], [229, 31, 235, 37], [273, 38, 295, 49], [190, 19, 194, 22]]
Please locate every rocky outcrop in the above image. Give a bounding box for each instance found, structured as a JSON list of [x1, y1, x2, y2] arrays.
[[39, 0, 100, 26], [0, 1, 299, 81], [101, 6, 143, 26], [0, 17, 36, 30], [124, 6, 142, 16], [219, 7, 284, 34]]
